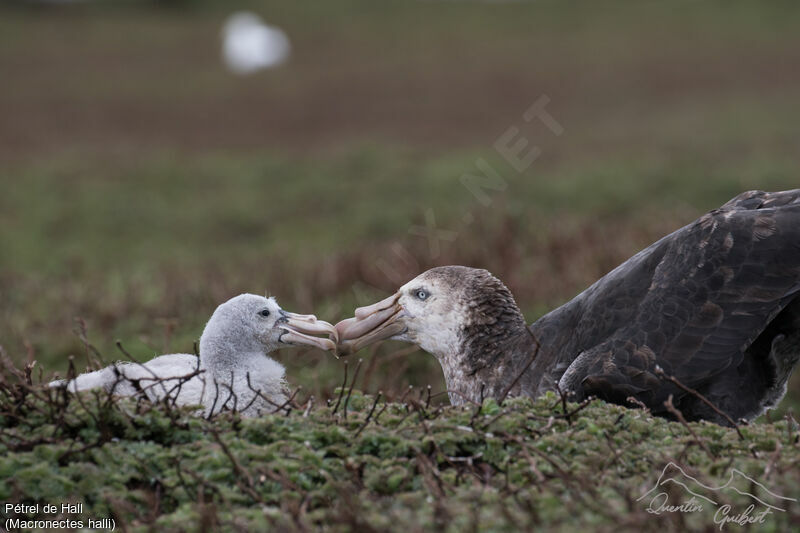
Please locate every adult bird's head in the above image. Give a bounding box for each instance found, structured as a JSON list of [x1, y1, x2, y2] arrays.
[[201, 294, 337, 363], [335, 266, 528, 368]]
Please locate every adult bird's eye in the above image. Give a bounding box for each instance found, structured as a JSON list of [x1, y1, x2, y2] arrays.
[[258, 309, 271, 317], [415, 289, 429, 301]]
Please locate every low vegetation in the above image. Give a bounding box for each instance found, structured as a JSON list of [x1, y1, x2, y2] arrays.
[[1, 357, 798, 532], [2, 3, 800, 530]]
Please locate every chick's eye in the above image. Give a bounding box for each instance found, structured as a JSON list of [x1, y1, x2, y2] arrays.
[[415, 289, 429, 301], [258, 309, 271, 317]]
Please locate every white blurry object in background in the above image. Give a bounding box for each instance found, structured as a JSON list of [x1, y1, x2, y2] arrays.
[[222, 12, 290, 74]]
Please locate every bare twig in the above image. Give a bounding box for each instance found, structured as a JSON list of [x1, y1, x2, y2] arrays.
[[302, 396, 315, 418], [74, 317, 107, 369], [655, 367, 743, 439], [625, 396, 650, 414], [272, 387, 302, 415], [331, 361, 348, 415], [427, 389, 482, 407], [354, 392, 382, 438], [244, 373, 286, 412], [343, 359, 363, 420], [663, 394, 715, 459], [209, 429, 262, 503], [498, 333, 540, 404]]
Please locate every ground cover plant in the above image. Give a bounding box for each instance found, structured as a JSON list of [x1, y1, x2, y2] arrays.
[[2, 1, 800, 531], [1, 355, 798, 532]]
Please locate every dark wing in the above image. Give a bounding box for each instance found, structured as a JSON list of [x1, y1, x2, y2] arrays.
[[555, 189, 800, 413]]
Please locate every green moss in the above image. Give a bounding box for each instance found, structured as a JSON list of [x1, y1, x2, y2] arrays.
[[6, 389, 794, 531]]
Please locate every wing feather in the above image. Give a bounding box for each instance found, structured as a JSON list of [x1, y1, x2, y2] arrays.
[[557, 190, 800, 412]]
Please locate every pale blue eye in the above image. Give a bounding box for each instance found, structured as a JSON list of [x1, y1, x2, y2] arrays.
[[416, 289, 429, 301]]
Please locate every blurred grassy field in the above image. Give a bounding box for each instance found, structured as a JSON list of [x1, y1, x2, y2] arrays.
[[1, 1, 799, 417]]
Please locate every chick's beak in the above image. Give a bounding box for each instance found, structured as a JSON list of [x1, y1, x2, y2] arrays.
[[279, 312, 338, 351], [335, 293, 406, 355]]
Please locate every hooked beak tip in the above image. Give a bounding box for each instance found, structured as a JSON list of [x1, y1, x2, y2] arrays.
[[334, 296, 406, 355], [354, 292, 400, 320], [279, 312, 338, 351]]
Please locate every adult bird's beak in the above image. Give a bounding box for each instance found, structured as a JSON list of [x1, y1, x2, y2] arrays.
[[279, 311, 338, 351], [335, 293, 407, 355]]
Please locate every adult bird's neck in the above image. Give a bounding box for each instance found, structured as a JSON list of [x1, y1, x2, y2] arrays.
[[443, 315, 535, 406], [443, 302, 587, 406]]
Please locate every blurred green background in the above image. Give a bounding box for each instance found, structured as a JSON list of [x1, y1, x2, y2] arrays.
[[1, 1, 798, 416]]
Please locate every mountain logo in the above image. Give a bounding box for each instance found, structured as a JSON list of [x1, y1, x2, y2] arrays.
[[637, 462, 797, 528]]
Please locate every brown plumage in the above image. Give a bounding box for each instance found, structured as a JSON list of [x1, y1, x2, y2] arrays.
[[336, 189, 800, 425]]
